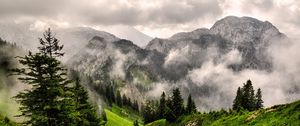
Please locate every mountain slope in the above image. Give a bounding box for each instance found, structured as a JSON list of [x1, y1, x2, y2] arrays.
[[146, 16, 287, 72], [0, 38, 24, 122], [101, 25, 152, 47], [172, 99, 300, 126], [68, 16, 292, 111], [0, 22, 119, 61]]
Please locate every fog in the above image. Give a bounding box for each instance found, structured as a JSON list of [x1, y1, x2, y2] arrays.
[[144, 37, 300, 111]]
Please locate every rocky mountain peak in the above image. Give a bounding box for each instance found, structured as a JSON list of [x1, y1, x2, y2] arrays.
[[210, 16, 283, 45]]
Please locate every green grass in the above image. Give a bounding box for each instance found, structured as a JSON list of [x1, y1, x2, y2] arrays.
[[105, 109, 133, 126], [171, 100, 300, 126], [145, 119, 167, 126], [111, 104, 143, 123], [0, 114, 17, 126], [105, 105, 143, 126]]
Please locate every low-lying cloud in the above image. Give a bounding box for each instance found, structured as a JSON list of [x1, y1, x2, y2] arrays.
[[144, 38, 300, 111]]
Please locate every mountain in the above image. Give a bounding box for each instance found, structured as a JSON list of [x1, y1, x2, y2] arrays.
[[101, 25, 153, 47], [0, 22, 119, 61], [68, 16, 290, 110], [146, 16, 287, 73]]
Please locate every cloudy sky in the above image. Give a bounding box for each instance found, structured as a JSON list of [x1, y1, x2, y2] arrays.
[[0, 0, 299, 38]]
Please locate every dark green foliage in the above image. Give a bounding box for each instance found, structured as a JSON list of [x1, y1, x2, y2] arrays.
[[158, 92, 166, 118], [186, 94, 197, 114], [0, 37, 17, 71], [116, 90, 122, 107], [142, 100, 158, 124], [38, 28, 64, 57], [73, 77, 101, 125], [233, 80, 263, 111], [92, 78, 140, 114], [164, 96, 176, 122], [171, 88, 184, 119], [123, 94, 128, 106], [105, 84, 115, 105], [133, 120, 139, 126], [11, 28, 78, 125], [10, 28, 102, 126], [133, 100, 139, 112], [255, 88, 263, 109], [143, 89, 197, 124], [233, 87, 243, 110]]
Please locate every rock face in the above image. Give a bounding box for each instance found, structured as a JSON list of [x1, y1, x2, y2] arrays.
[[67, 16, 288, 110], [146, 16, 287, 74], [70, 16, 287, 82]]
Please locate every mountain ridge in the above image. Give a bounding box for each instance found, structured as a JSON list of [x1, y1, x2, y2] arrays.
[[68, 16, 290, 111]]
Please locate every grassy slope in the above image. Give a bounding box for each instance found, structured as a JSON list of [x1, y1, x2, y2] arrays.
[[146, 100, 300, 126], [172, 100, 300, 126], [145, 119, 167, 126], [105, 105, 142, 126], [105, 109, 133, 126]]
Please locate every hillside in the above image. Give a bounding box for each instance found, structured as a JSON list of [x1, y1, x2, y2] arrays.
[[167, 100, 300, 126], [104, 104, 142, 126], [68, 16, 292, 111], [0, 38, 23, 121]]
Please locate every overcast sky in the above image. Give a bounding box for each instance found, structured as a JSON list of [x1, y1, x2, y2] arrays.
[[0, 0, 299, 38]]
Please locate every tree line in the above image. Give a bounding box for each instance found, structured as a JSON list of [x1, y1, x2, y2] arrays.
[[10, 28, 103, 126], [9, 28, 264, 125], [233, 80, 264, 111], [93, 80, 139, 113], [142, 88, 197, 124]]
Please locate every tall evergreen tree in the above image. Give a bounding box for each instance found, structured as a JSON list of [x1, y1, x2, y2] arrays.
[[122, 94, 128, 106], [233, 80, 263, 111], [116, 90, 122, 107], [73, 77, 101, 125], [158, 92, 166, 118], [165, 96, 176, 122], [171, 88, 184, 120], [11, 28, 77, 125], [110, 84, 115, 103], [241, 80, 256, 111], [255, 88, 264, 109], [186, 94, 197, 114], [142, 100, 158, 124], [133, 100, 139, 112], [233, 87, 243, 110]]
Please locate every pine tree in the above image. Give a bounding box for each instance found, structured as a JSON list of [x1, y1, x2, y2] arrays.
[[172, 88, 184, 119], [255, 88, 264, 109], [116, 90, 122, 107], [133, 120, 139, 126], [11, 28, 78, 125], [123, 94, 128, 106], [110, 84, 115, 103], [241, 80, 255, 111], [133, 100, 139, 112], [128, 98, 132, 107], [158, 92, 166, 118], [186, 94, 197, 114], [142, 100, 157, 124], [233, 87, 243, 110], [73, 77, 101, 125], [165, 96, 176, 122]]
